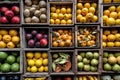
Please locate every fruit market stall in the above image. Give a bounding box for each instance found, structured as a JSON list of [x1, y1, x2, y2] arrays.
[[0, 0, 120, 80]]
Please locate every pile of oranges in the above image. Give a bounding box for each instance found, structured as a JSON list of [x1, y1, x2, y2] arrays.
[[50, 5, 73, 25]]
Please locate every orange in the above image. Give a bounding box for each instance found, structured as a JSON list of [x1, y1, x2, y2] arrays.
[[51, 6, 56, 12], [107, 34, 115, 42], [67, 19, 72, 24], [61, 7, 66, 14], [53, 41, 58, 47], [50, 19, 55, 24], [55, 19, 60, 24], [52, 13, 58, 19], [66, 8, 72, 14], [59, 41, 65, 47], [77, 3, 83, 9], [61, 20, 66, 24], [77, 14, 82, 22], [81, 8, 88, 16], [77, 9, 81, 14], [84, 3, 90, 9], [103, 10, 110, 16], [89, 7, 95, 14], [109, 6, 116, 12], [58, 13, 64, 20]]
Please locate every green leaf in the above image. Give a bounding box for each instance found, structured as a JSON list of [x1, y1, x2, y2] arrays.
[[57, 59, 67, 64], [59, 53, 70, 59], [52, 62, 56, 71]]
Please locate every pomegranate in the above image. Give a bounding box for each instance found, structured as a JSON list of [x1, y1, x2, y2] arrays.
[[0, 7, 9, 14], [5, 10, 14, 19], [11, 16, 20, 24], [40, 38, 48, 47], [0, 16, 9, 23], [11, 6, 20, 14]]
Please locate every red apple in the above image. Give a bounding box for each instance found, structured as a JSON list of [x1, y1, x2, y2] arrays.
[[5, 10, 14, 19], [40, 38, 48, 47], [11, 6, 20, 14], [11, 16, 20, 24], [64, 77, 71, 80], [0, 16, 9, 23], [0, 7, 9, 14]]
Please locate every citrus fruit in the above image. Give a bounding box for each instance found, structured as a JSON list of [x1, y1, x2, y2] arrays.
[[11, 63, 20, 72], [61, 7, 66, 14], [43, 59, 48, 66], [109, 6, 116, 12], [38, 66, 44, 72], [31, 66, 37, 73], [66, 8, 72, 14], [50, 19, 55, 24], [3, 35, 11, 43], [77, 3, 83, 9], [61, 20, 66, 24], [104, 30, 110, 35], [44, 66, 48, 72], [6, 55, 16, 64], [84, 3, 90, 9], [42, 52, 48, 58], [67, 19, 72, 24], [12, 36, 20, 44], [7, 42, 15, 48], [27, 66, 31, 72], [0, 52, 8, 60], [35, 59, 42, 67], [1, 63, 11, 72], [28, 59, 35, 66], [9, 29, 18, 36], [53, 41, 58, 47], [55, 19, 60, 24], [51, 6, 56, 12], [26, 52, 34, 59], [34, 52, 41, 59], [58, 13, 64, 20], [91, 3, 97, 8], [52, 13, 58, 19], [0, 30, 8, 35]]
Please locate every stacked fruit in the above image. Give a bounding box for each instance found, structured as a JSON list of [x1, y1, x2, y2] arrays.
[[103, 0, 120, 3], [77, 27, 97, 47], [102, 75, 120, 80], [53, 76, 72, 80], [52, 29, 73, 47], [24, 0, 47, 23], [0, 75, 20, 80], [26, 52, 48, 73], [76, 75, 98, 80], [50, 5, 73, 24], [52, 53, 72, 72], [76, 2, 98, 23], [103, 6, 120, 26], [24, 77, 48, 80], [102, 29, 120, 47], [77, 51, 99, 72], [0, 6, 20, 24], [103, 52, 120, 72], [0, 52, 20, 73], [25, 29, 48, 48], [0, 29, 20, 48]]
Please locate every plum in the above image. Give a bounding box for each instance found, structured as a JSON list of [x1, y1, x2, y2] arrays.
[[28, 39, 35, 48], [25, 33, 32, 40], [31, 30, 37, 36], [36, 33, 43, 40]]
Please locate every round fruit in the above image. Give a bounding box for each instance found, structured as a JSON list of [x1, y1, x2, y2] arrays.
[[114, 41, 120, 47], [3, 35, 11, 43], [61, 7, 66, 14], [90, 66, 97, 72], [106, 18, 115, 26], [35, 59, 42, 67], [52, 13, 58, 19], [89, 7, 95, 14], [84, 3, 90, 9], [103, 42, 107, 47], [103, 10, 110, 16], [61, 20, 66, 24], [11, 63, 20, 72], [77, 55, 82, 62], [28, 59, 35, 66], [1, 63, 11, 72], [91, 59, 98, 66], [107, 42, 114, 47], [31, 66, 37, 73], [7, 55, 16, 64], [26, 52, 34, 59], [77, 62, 84, 70], [115, 33, 120, 41], [53, 53, 58, 59], [38, 66, 44, 72], [112, 64, 120, 72], [9, 29, 18, 36], [103, 52, 109, 58], [117, 6, 120, 12], [111, 29, 118, 34], [81, 8, 88, 16], [116, 19, 120, 25], [91, 3, 97, 8], [110, 12, 117, 19], [103, 35, 107, 41], [42, 52, 48, 58], [44, 66, 48, 72], [53, 41, 58, 47], [77, 15, 82, 22], [93, 52, 99, 59], [50, 19, 54, 24], [58, 13, 64, 20], [51, 6, 56, 12], [104, 63, 112, 71], [66, 8, 72, 14], [92, 15, 98, 22], [12, 36, 20, 44], [77, 3, 83, 9], [109, 6, 116, 12], [86, 52, 93, 59], [108, 56, 117, 65], [77, 9, 81, 14], [42, 59, 48, 66], [104, 30, 110, 35], [107, 34, 115, 42], [7, 42, 15, 48], [0, 30, 8, 35], [0, 41, 6, 48], [84, 65, 90, 71], [0, 52, 8, 60], [34, 52, 41, 59], [117, 56, 120, 64]]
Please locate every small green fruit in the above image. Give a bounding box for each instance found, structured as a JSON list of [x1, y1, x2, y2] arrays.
[[103, 52, 109, 58], [53, 53, 58, 59], [104, 63, 112, 71], [77, 62, 84, 70], [91, 59, 98, 66], [77, 55, 82, 62]]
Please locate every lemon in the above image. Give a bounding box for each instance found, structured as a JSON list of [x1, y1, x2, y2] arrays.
[[77, 14, 82, 22], [61, 20, 66, 24], [28, 59, 35, 66], [58, 13, 64, 20], [31, 66, 37, 73], [61, 7, 66, 14], [27, 66, 31, 72], [50, 19, 55, 24], [66, 8, 72, 14], [34, 52, 41, 59], [33, 58, 37, 62], [38, 66, 44, 72], [68, 14, 72, 19], [77, 9, 81, 15], [77, 3, 83, 9], [35, 59, 42, 67], [26, 52, 34, 59], [51, 6, 56, 12], [56, 9, 60, 14], [89, 7, 95, 14], [91, 3, 97, 8], [92, 15, 98, 22], [64, 14, 69, 20], [67, 19, 72, 24], [42, 52, 48, 58], [12, 36, 20, 44], [44, 66, 48, 72], [109, 6, 116, 12], [0, 29, 8, 35], [55, 19, 61, 24], [84, 3, 90, 9], [9, 29, 18, 36], [52, 13, 58, 19], [43, 59, 48, 66]]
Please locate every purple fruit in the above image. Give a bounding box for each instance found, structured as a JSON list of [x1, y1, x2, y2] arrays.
[[28, 39, 34, 47], [25, 34, 32, 40], [35, 42, 40, 48], [36, 33, 43, 40], [31, 30, 37, 36], [43, 34, 48, 39]]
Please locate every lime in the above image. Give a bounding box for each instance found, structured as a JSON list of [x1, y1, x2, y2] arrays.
[[1, 63, 11, 72], [0, 52, 8, 61], [11, 63, 20, 72], [7, 55, 16, 64]]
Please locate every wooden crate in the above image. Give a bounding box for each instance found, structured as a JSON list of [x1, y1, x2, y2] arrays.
[[0, 3, 21, 26], [23, 26, 50, 50], [50, 27, 74, 49], [49, 50, 75, 75], [101, 49, 120, 73], [75, 49, 101, 75], [48, 2, 74, 26], [0, 50, 23, 74], [101, 4, 120, 27], [23, 50, 49, 75], [0, 0, 20, 4], [101, 0, 120, 4], [0, 27, 22, 50], [75, 0, 100, 24], [0, 74, 22, 80], [49, 0, 73, 2], [75, 25, 100, 49], [21, 0, 48, 25], [75, 75, 100, 80]]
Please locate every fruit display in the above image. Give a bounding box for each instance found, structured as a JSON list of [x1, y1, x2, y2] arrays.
[[103, 0, 120, 3], [76, 75, 98, 80], [50, 4, 73, 25], [52, 52, 72, 72], [23, 0, 47, 23], [52, 29, 73, 47], [24, 77, 48, 80], [103, 51, 120, 72], [77, 51, 99, 72], [0, 5, 20, 24], [0, 29, 20, 48], [102, 29, 120, 48], [101, 75, 120, 80], [25, 29, 48, 48], [26, 51, 48, 73], [102, 5, 120, 26], [76, 27, 98, 47], [0, 75, 20, 80], [0, 51, 20, 73], [52, 76, 72, 80], [76, 2, 98, 23]]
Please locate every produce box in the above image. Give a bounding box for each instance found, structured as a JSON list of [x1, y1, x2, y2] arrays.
[[0, 74, 22, 80]]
